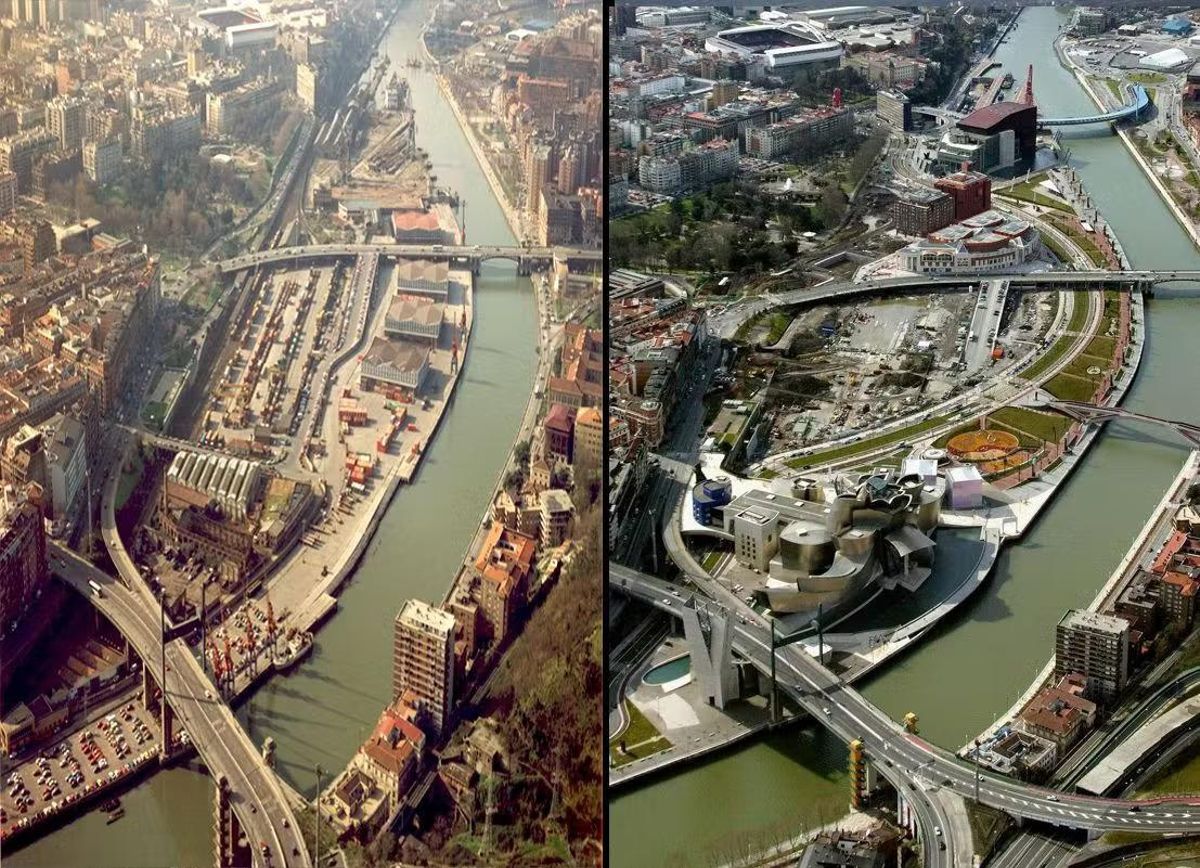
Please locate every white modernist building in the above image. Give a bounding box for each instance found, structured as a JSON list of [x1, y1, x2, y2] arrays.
[[945, 465, 984, 509]]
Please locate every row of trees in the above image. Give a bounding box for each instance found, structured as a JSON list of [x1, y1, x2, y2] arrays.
[[907, 13, 1000, 107]]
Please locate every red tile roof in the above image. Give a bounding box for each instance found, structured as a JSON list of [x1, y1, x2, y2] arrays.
[[392, 210, 442, 232]]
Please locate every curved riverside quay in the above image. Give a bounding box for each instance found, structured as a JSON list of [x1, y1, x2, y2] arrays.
[[4, 0, 537, 864], [613, 567, 1200, 836], [611, 7, 1200, 865]]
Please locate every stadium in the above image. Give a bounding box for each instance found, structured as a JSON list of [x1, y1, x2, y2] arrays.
[[704, 23, 843, 73]]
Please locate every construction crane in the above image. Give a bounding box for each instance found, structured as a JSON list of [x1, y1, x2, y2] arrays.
[[244, 619, 258, 674], [266, 598, 277, 661], [222, 633, 234, 690]]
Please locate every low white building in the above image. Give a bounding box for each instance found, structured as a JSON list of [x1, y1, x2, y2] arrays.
[[946, 465, 984, 509]]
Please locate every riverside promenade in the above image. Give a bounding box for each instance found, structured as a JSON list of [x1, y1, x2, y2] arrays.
[[614, 264, 1148, 788], [964, 447, 1200, 755]]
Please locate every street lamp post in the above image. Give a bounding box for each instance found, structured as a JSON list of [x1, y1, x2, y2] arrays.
[[315, 764, 324, 862], [160, 589, 168, 754], [769, 619, 778, 724], [974, 739, 981, 804]]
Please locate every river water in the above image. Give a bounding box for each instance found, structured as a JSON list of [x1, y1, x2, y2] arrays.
[[5, 0, 536, 863], [611, 7, 1200, 865]]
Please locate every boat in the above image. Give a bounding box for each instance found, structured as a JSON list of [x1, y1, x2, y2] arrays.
[[106, 807, 125, 824], [99, 799, 119, 813]]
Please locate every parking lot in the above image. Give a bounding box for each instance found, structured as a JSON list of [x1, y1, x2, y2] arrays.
[[1, 699, 165, 837]]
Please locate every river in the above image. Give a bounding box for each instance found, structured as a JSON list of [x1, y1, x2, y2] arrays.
[[611, 7, 1200, 865], [5, 0, 536, 863]]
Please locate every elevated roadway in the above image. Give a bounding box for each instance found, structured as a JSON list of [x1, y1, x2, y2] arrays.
[[707, 268, 1199, 341], [612, 566, 1200, 840], [94, 429, 308, 867], [1057, 667, 1200, 789], [217, 243, 601, 274]]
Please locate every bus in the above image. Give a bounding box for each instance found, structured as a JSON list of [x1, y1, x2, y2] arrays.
[[88, 580, 103, 599]]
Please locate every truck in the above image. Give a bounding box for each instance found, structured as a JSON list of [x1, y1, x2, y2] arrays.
[[88, 580, 103, 599]]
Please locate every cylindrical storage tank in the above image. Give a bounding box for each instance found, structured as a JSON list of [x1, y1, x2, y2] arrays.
[[778, 523, 835, 574]]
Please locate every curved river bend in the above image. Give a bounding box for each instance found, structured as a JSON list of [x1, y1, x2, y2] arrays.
[[612, 7, 1200, 865], [6, 0, 536, 863]]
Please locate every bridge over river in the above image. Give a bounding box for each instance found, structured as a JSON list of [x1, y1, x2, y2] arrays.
[[217, 243, 601, 276]]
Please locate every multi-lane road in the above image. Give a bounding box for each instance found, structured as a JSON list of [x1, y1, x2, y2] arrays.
[[54, 539, 309, 867], [613, 566, 1200, 865], [217, 242, 602, 273], [704, 268, 1200, 342]]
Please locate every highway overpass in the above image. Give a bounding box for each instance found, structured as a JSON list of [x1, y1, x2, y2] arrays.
[[611, 565, 1200, 847], [50, 546, 309, 867], [217, 243, 601, 275], [95, 429, 309, 867], [708, 269, 1200, 340]]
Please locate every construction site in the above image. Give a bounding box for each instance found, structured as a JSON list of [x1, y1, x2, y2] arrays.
[[749, 284, 1061, 460]]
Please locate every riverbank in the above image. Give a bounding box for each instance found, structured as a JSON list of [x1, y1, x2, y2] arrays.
[[967, 445, 1200, 755], [613, 8, 1200, 863], [1057, 31, 1200, 252], [420, 5, 526, 244]]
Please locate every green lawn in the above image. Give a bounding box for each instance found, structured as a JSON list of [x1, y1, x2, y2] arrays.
[[1020, 292, 1093, 383], [1099, 830, 1162, 847], [1044, 372, 1098, 402], [1066, 291, 1093, 333], [1000, 179, 1073, 212], [1051, 219, 1108, 268], [785, 415, 950, 470], [611, 701, 672, 767], [1021, 336, 1075, 383], [141, 401, 167, 431], [765, 312, 791, 345], [613, 700, 663, 748], [1038, 230, 1072, 265], [966, 801, 1012, 860], [987, 406, 1073, 445], [1083, 334, 1116, 362], [612, 736, 672, 767], [1060, 348, 1111, 377]]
